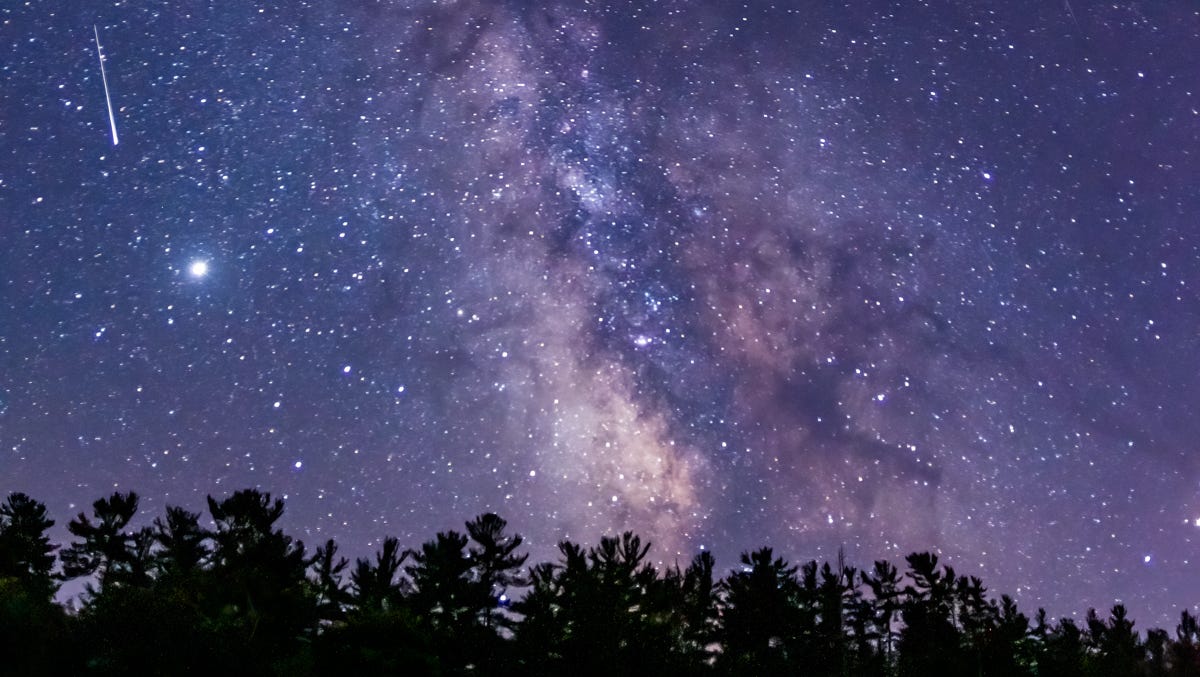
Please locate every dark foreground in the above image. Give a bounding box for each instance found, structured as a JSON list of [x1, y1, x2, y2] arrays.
[[0, 488, 1195, 676]]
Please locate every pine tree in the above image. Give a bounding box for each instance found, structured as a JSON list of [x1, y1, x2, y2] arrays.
[[0, 492, 58, 597], [60, 491, 152, 591]]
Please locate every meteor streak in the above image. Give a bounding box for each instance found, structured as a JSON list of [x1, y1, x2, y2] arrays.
[[93, 25, 119, 146]]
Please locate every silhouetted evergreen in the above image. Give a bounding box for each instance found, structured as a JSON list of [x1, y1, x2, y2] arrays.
[[655, 550, 721, 671], [1087, 604, 1142, 677], [2, 485, 1199, 675], [0, 492, 70, 675], [1173, 610, 1200, 676], [465, 512, 528, 632], [204, 489, 315, 671], [405, 529, 486, 672], [61, 491, 153, 591], [151, 505, 209, 577], [0, 493, 58, 598], [861, 559, 902, 674], [718, 547, 801, 674], [311, 537, 351, 623]]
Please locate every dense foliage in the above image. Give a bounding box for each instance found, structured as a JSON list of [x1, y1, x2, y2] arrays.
[[0, 488, 1196, 676]]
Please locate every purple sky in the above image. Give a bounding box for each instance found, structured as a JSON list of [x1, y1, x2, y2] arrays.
[[3, 1, 1198, 628]]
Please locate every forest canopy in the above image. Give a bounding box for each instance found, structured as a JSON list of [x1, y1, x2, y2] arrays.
[[0, 488, 1196, 676]]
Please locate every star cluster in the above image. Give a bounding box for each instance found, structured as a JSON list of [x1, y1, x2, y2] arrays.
[[2, 1, 1198, 626]]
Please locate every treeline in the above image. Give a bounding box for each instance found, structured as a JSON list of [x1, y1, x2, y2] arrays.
[[0, 489, 1197, 676]]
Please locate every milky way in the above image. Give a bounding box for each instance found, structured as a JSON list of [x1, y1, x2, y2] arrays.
[[2, 1, 1199, 626]]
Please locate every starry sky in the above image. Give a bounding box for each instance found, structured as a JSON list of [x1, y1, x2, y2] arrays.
[[2, 1, 1198, 626]]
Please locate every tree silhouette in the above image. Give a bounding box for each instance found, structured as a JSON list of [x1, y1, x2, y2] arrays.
[[310, 537, 350, 623], [151, 505, 209, 577], [60, 491, 153, 591], [319, 535, 437, 674], [718, 547, 800, 674], [1087, 604, 1144, 676], [513, 532, 667, 676], [350, 535, 409, 613], [0, 492, 58, 597], [511, 559, 566, 673], [655, 550, 720, 671], [1172, 609, 1200, 677], [1147, 627, 1171, 677], [0, 492, 70, 674], [465, 512, 528, 671], [987, 594, 1033, 676], [67, 496, 218, 675], [897, 551, 967, 676], [862, 559, 902, 672], [812, 555, 863, 675], [466, 512, 528, 631], [204, 488, 314, 671], [405, 529, 483, 672], [1032, 611, 1087, 677], [406, 530, 475, 628], [6, 484, 1200, 676], [954, 574, 990, 653]]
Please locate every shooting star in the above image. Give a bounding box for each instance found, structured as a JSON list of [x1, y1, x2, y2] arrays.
[[1064, 0, 1081, 31], [93, 25, 119, 146]]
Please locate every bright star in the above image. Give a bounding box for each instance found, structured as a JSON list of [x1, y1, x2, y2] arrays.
[[189, 260, 209, 277]]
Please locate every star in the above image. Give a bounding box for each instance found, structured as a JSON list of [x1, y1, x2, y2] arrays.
[[188, 260, 210, 278]]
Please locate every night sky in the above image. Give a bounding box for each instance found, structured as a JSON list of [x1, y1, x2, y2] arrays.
[[3, 1, 1198, 627]]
